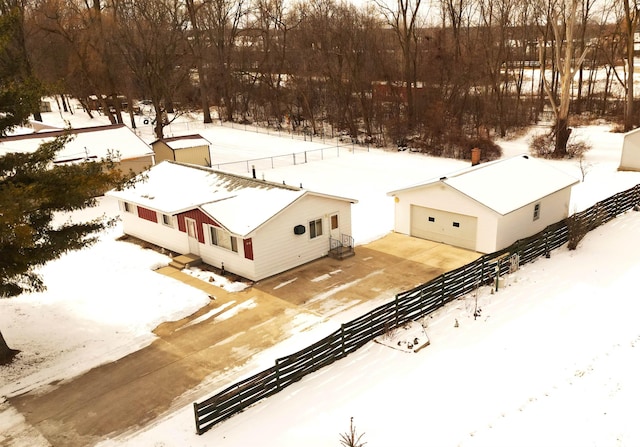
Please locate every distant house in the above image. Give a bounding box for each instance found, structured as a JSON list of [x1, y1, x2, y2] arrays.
[[0, 123, 154, 174], [619, 127, 640, 171], [107, 161, 357, 281], [151, 134, 212, 167], [387, 155, 579, 253]]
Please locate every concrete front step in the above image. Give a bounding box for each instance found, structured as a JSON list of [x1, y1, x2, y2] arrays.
[[169, 254, 202, 270]]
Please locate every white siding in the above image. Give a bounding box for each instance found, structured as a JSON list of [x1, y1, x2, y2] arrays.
[[393, 183, 497, 252], [495, 188, 572, 251], [620, 129, 640, 171], [251, 195, 353, 280], [198, 225, 256, 280], [119, 205, 189, 254]]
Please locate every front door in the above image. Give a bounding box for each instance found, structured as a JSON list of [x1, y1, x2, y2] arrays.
[[329, 213, 340, 239], [185, 217, 200, 255]]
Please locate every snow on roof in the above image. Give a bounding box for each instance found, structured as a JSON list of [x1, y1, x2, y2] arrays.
[[0, 124, 153, 163], [108, 161, 356, 236], [388, 155, 579, 215], [153, 134, 211, 151]]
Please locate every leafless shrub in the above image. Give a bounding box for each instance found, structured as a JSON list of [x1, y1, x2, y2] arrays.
[[339, 417, 367, 447], [566, 213, 588, 250], [529, 132, 592, 159]]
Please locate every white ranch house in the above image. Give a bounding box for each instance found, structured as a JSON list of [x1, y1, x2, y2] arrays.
[[387, 155, 579, 253], [0, 123, 154, 174], [107, 161, 357, 281]]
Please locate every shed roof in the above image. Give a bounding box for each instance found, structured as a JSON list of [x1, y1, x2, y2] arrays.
[[388, 155, 579, 215], [108, 161, 357, 236], [0, 124, 153, 163], [152, 134, 211, 151]]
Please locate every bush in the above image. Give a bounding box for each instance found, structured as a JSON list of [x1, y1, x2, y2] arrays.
[[529, 131, 592, 159]]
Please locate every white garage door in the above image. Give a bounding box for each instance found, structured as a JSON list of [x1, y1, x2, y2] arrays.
[[410, 205, 478, 250]]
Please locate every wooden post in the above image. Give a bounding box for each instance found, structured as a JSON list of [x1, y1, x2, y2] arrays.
[[193, 402, 202, 435]]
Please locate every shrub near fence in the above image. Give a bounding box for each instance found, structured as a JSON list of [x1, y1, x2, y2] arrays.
[[193, 183, 640, 436]]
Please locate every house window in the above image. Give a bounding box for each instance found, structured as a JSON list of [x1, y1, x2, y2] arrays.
[[209, 225, 238, 252], [309, 218, 323, 239], [162, 214, 173, 227], [453, 222, 460, 228], [428, 217, 435, 222], [123, 201, 133, 213], [533, 203, 541, 221], [330, 214, 339, 230]]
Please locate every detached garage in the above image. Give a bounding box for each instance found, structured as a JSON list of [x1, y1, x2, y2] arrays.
[[619, 127, 640, 171], [388, 155, 579, 254]]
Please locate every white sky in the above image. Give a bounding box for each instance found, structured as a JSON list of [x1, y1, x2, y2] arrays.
[[1, 103, 639, 446]]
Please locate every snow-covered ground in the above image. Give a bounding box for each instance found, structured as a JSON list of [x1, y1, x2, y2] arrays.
[[2, 103, 640, 446]]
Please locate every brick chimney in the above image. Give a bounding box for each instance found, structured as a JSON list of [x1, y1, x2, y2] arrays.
[[471, 147, 481, 166]]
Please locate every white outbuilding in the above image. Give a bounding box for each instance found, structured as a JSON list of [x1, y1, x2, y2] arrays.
[[107, 161, 357, 281], [619, 127, 640, 171], [387, 155, 579, 253]]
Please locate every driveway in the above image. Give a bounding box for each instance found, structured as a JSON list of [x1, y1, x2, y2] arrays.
[[254, 232, 481, 320], [6, 233, 479, 446]]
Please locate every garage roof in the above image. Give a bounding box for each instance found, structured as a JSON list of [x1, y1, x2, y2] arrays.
[[388, 155, 579, 215], [151, 134, 211, 150], [108, 161, 357, 236]]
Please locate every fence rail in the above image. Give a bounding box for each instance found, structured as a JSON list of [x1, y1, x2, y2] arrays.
[[193, 183, 640, 436]]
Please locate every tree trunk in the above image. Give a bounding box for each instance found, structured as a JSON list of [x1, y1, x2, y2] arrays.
[[0, 329, 19, 365], [555, 118, 570, 158]]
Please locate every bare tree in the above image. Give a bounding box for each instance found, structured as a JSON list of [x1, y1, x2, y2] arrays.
[[185, 0, 212, 123], [537, 0, 591, 157], [375, 0, 423, 130], [199, 0, 249, 122], [620, 0, 640, 131], [112, 0, 191, 139]]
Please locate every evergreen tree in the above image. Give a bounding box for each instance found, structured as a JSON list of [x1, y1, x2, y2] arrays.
[[0, 134, 128, 363]]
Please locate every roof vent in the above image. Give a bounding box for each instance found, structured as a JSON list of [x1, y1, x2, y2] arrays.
[[523, 155, 529, 159]]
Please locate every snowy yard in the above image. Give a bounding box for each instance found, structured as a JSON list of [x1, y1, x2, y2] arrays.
[[2, 106, 640, 446]]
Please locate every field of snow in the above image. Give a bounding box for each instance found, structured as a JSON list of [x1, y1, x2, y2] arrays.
[[2, 102, 640, 446]]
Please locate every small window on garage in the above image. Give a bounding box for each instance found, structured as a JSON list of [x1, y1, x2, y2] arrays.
[[533, 203, 541, 221], [309, 218, 323, 239], [161, 214, 173, 227], [452, 222, 460, 228], [123, 201, 133, 213], [428, 216, 435, 222]]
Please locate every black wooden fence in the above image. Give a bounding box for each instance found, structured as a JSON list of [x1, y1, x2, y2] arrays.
[[193, 183, 640, 435]]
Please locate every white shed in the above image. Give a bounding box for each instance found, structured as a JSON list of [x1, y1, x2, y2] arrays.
[[107, 161, 357, 281], [387, 155, 579, 253], [619, 127, 640, 171]]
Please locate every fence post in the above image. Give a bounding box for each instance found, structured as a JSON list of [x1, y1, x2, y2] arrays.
[[340, 324, 346, 357], [394, 294, 399, 326], [544, 228, 550, 258], [275, 358, 281, 390], [194, 402, 202, 435], [440, 273, 446, 306]]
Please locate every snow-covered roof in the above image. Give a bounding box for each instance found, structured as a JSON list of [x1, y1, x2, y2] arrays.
[[152, 134, 211, 151], [107, 161, 357, 236], [0, 124, 153, 163], [388, 155, 579, 215]]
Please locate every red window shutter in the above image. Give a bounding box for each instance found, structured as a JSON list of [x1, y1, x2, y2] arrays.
[[137, 206, 158, 223]]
